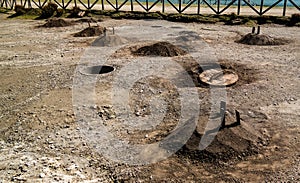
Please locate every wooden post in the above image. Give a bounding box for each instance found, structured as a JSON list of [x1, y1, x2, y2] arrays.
[[179, 0, 181, 13], [197, 0, 200, 14], [237, 0, 241, 15], [283, 0, 287, 16], [252, 27, 255, 33], [217, 0, 220, 14], [235, 110, 240, 125], [146, 0, 148, 12], [259, 0, 264, 15], [257, 26, 260, 34], [101, 0, 104, 10], [28, 0, 31, 8], [162, 0, 164, 13], [130, 0, 133, 11], [179, 0, 182, 13], [220, 101, 226, 128]]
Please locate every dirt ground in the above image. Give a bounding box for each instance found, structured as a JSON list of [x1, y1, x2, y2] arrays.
[[0, 13, 299, 182]]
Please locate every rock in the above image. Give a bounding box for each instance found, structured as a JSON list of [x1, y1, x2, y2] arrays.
[[39, 173, 46, 178]]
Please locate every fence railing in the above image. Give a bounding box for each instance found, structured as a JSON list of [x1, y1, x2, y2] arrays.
[[1, 0, 299, 16]]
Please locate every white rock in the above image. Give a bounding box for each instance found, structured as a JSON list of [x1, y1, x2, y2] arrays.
[[39, 173, 46, 178]]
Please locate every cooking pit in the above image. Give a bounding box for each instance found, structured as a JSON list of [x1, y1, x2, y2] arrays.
[[80, 65, 114, 75], [189, 60, 258, 87]]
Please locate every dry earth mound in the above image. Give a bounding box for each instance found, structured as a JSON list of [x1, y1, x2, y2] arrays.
[[182, 110, 267, 162], [74, 26, 106, 37], [132, 41, 187, 57], [41, 18, 73, 28], [237, 33, 290, 45]]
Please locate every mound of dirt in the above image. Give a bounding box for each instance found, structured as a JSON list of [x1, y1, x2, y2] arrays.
[[41, 18, 73, 28], [132, 41, 187, 57], [92, 34, 128, 47], [237, 33, 289, 45], [74, 26, 106, 37], [182, 110, 267, 162]]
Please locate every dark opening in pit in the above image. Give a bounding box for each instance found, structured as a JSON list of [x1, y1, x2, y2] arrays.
[[81, 65, 114, 75]]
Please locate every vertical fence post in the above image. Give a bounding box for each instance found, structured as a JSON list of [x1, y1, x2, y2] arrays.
[[130, 0, 133, 11], [101, 0, 104, 10], [217, 0, 220, 14], [237, 0, 241, 15], [146, 0, 148, 11], [116, 0, 118, 11], [162, 0, 164, 13], [220, 101, 226, 129], [197, 0, 200, 14], [179, 0, 182, 13], [259, 0, 264, 15], [283, 0, 287, 16], [235, 110, 240, 125], [28, 0, 31, 8]]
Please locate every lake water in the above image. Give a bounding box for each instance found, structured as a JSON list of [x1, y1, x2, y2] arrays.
[[145, 0, 299, 7]]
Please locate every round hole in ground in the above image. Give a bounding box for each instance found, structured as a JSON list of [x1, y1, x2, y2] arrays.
[[170, 26, 183, 29], [151, 25, 162, 28], [81, 65, 114, 75]]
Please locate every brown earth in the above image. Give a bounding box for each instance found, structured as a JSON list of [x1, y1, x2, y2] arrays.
[[0, 13, 299, 182], [74, 25, 106, 37], [132, 41, 187, 57], [237, 33, 291, 45], [40, 18, 74, 28]]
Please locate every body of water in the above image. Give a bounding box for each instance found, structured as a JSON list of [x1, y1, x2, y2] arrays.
[[153, 0, 299, 7]]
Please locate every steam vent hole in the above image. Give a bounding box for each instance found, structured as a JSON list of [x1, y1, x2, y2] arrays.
[[82, 65, 114, 74]]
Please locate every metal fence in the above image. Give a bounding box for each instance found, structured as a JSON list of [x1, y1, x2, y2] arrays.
[[0, 0, 299, 16]]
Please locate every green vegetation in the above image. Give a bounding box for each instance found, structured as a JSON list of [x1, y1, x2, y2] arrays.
[[1, 5, 299, 27], [0, 7, 11, 14]]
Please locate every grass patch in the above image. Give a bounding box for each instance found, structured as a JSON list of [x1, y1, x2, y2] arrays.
[[1, 6, 299, 27], [0, 7, 12, 14]]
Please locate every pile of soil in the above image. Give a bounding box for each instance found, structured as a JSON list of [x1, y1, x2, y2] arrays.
[[182, 110, 267, 162], [92, 34, 128, 47], [132, 41, 187, 57], [41, 18, 73, 28], [74, 26, 106, 37], [237, 33, 290, 45]]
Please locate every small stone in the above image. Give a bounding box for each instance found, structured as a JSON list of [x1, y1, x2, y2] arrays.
[[145, 134, 149, 138], [39, 173, 46, 178]]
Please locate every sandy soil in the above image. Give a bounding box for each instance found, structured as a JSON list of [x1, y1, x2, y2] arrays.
[[0, 13, 299, 182]]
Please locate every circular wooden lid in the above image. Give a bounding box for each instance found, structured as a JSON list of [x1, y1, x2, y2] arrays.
[[199, 69, 238, 86]]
